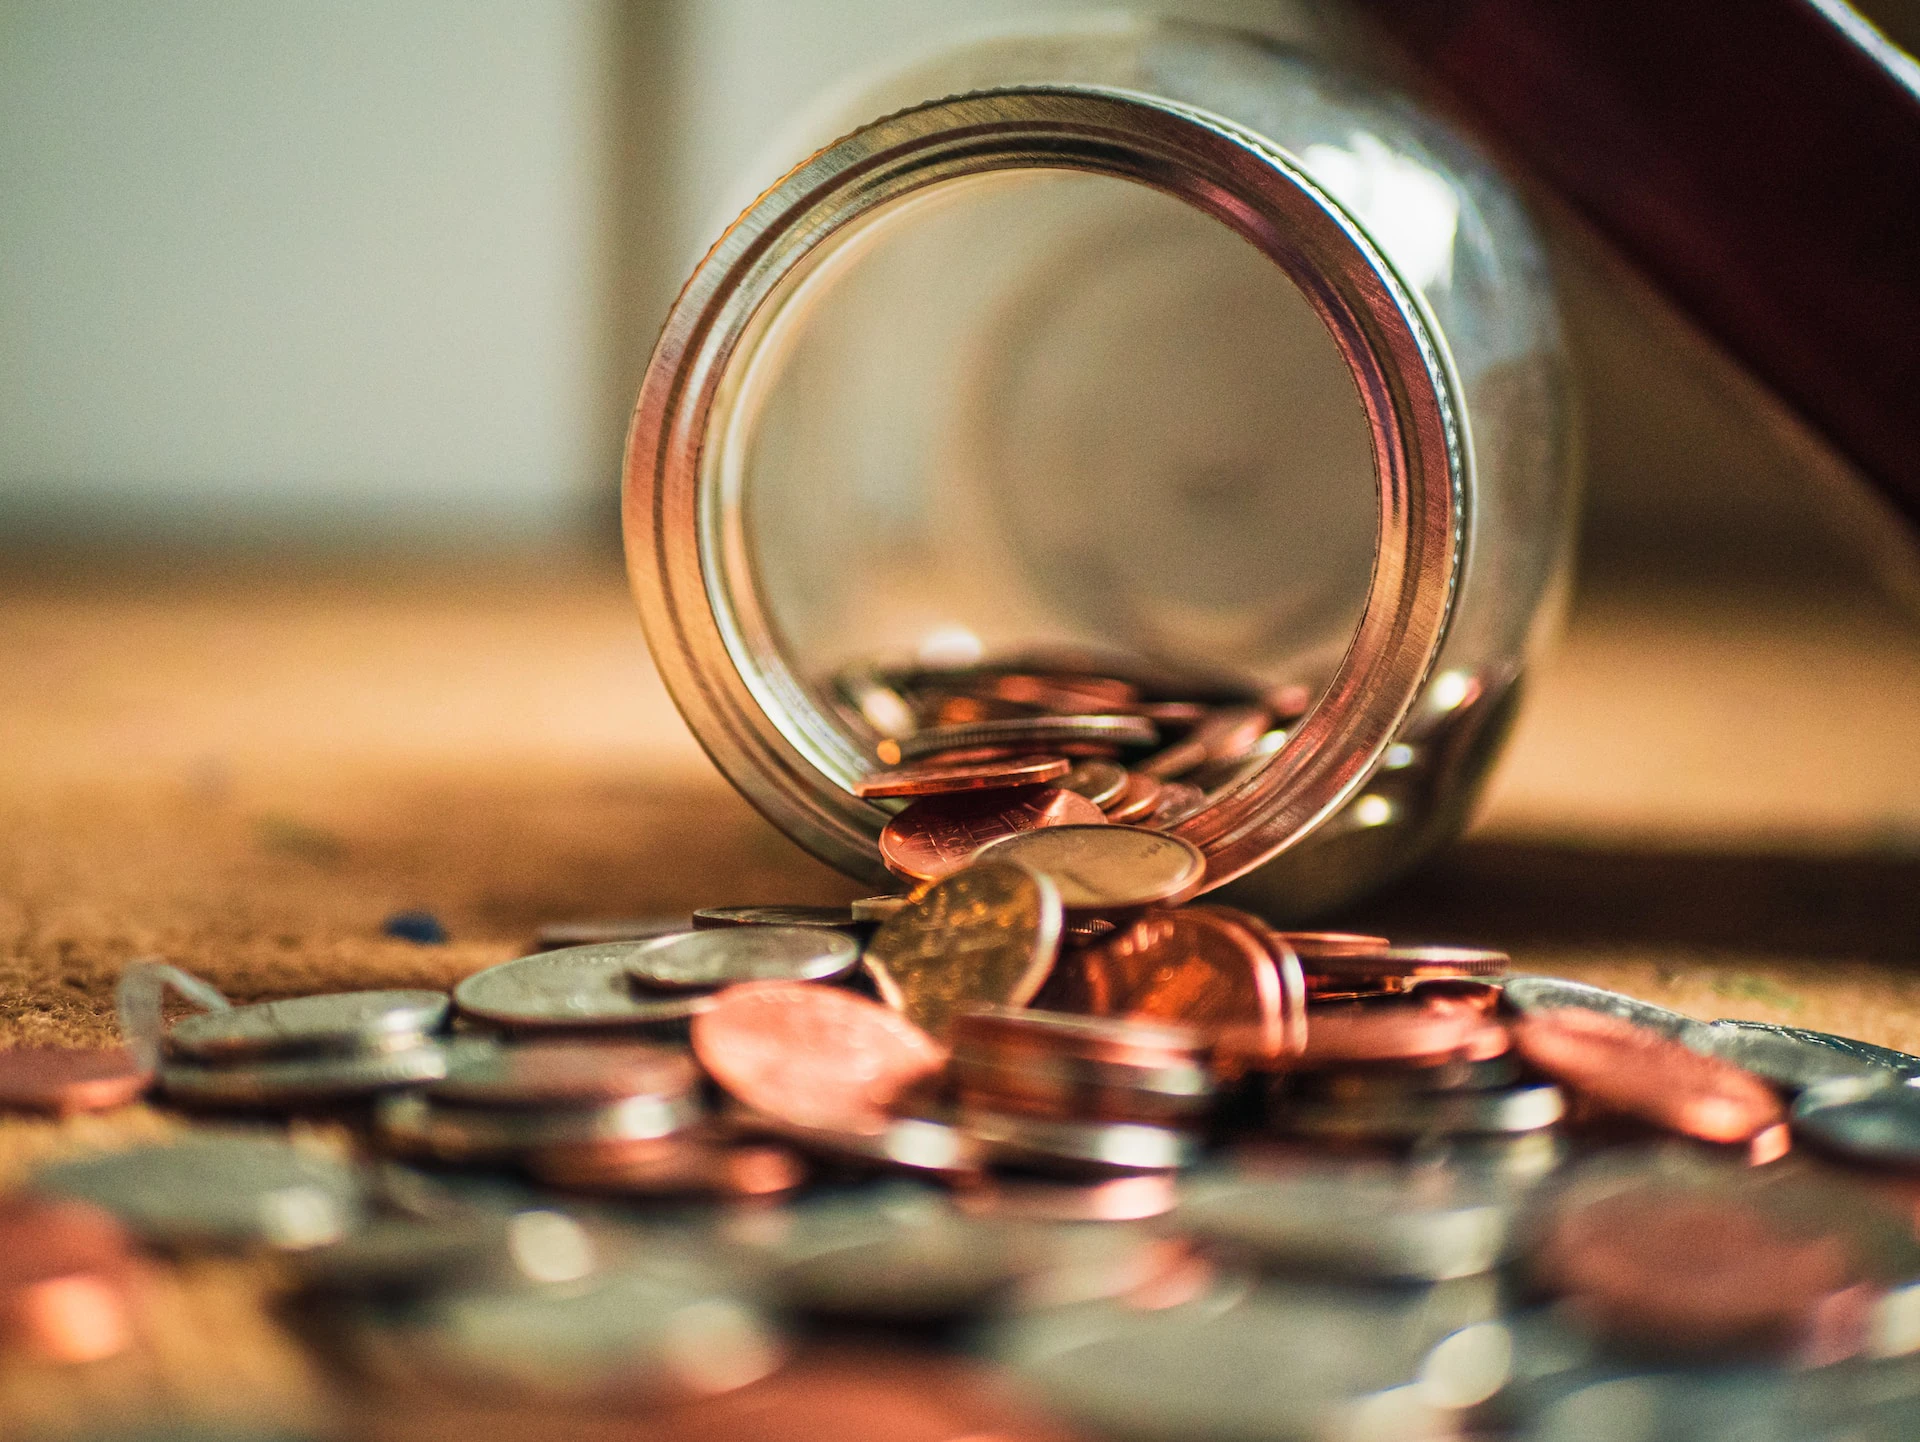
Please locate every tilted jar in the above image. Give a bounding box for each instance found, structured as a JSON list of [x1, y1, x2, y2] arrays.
[[624, 15, 1576, 918]]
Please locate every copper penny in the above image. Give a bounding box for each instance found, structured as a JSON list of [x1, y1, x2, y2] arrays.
[[1074, 906, 1285, 1059], [1145, 781, 1207, 828], [1059, 759, 1129, 809], [878, 785, 1105, 883], [1513, 1007, 1785, 1143], [855, 755, 1071, 798], [0, 1198, 137, 1364], [977, 672, 1141, 712], [1299, 945, 1510, 987], [862, 862, 1062, 1039], [428, 1040, 698, 1108], [528, 1137, 805, 1199], [1294, 996, 1507, 1069], [1276, 932, 1393, 958], [1138, 705, 1271, 780], [1534, 1185, 1856, 1356], [0, 1047, 152, 1115], [892, 714, 1157, 764], [1104, 772, 1163, 823], [692, 980, 947, 1133]]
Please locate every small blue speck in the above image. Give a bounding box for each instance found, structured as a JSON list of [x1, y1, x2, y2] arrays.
[[382, 910, 447, 945]]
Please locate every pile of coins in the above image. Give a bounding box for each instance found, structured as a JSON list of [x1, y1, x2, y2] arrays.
[[835, 656, 1309, 883], [10, 833, 1920, 1439]]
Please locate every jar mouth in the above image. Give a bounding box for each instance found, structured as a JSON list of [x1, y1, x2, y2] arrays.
[[625, 86, 1464, 893]]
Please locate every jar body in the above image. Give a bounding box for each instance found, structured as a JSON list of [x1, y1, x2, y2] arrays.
[[625, 16, 1576, 919]]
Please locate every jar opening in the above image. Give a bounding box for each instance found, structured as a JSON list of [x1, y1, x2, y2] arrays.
[[629, 88, 1462, 891]]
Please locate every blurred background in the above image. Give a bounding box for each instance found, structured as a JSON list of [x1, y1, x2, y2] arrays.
[[3, 0, 1915, 589]]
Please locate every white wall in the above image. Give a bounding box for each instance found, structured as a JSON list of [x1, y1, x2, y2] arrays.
[[0, 1, 611, 541]]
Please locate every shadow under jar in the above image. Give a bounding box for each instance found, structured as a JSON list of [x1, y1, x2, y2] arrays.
[[624, 17, 1576, 919]]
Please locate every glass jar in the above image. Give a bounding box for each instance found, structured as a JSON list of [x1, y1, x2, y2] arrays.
[[623, 15, 1575, 919]]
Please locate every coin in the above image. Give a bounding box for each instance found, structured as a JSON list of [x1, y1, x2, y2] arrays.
[[0, 1198, 136, 1364], [972, 824, 1206, 912], [1103, 771, 1163, 823], [692, 980, 947, 1132], [862, 862, 1064, 1039], [888, 714, 1157, 764], [849, 893, 912, 923], [453, 945, 718, 1031], [1073, 907, 1285, 1058], [878, 785, 1106, 883], [1299, 946, 1510, 992], [1294, 998, 1509, 1069], [625, 926, 861, 991], [165, 989, 449, 1061], [691, 904, 863, 930], [32, 1135, 364, 1250], [1059, 758, 1129, 809], [1532, 1181, 1857, 1356], [727, 1107, 983, 1180], [1512, 1007, 1785, 1143], [159, 1042, 450, 1107], [375, 1089, 701, 1163], [766, 1219, 1041, 1321], [427, 1039, 698, 1108], [289, 1215, 513, 1295], [0, 1046, 152, 1114], [1689, 1019, 1896, 1092], [853, 755, 1072, 798], [1138, 705, 1271, 780], [1712, 1020, 1920, 1079], [533, 917, 688, 952], [1277, 932, 1393, 958], [951, 1006, 1211, 1125], [1179, 1167, 1513, 1280], [1791, 1076, 1920, 1169], [1500, 975, 1709, 1043], [962, 1108, 1199, 1174], [955, 1174, 1179, 1222], [1145, 780, 1207, 827], [527, 1138, 806, 1198], [1274, 1082, 1565, 1142], [405, 1265, 783, 1402]]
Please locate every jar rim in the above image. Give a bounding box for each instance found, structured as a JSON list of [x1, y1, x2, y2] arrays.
[[624, 85, 1464, 892]]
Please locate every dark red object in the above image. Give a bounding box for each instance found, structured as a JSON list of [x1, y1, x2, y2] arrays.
[[1359, 0, 1920, 530]]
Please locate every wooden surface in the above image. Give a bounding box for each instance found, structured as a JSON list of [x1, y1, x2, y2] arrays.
[[1, 549, 1918, 1438]]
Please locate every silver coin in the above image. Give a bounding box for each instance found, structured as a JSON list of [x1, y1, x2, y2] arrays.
[[1500, 976, 1709, 1043], [453, 945, 717, 1031], [625, 926, 861, 992], [533, 917, 687, 952], [159, 1042, 450, 1107], [1274, 1082, 1566, 1143], [426, 1037, 698, 1109], [32, 1135, 363, 1250], [1294, 1052, 1526, 1102], [991, 1285, 1446, 1442], [849, 894, 911, 923], [1791, 1075, 1920, 1169], [767, 1219, 1040, 1321], [290, 1214, 511, 1294], [691, 905, 863, 931], [1179, 1166, 1512, 1281], [375, 1089, 701, 1164], [894, 713, 1157, 761], [970, 825, 1207, 911], [726, 1107, 983, 1181], [961, 1108, 1198, 1175], [1688, 1019, 1896, 1092], [403, 1265, 783, 1402], [1713, 1019, 1920, 1079], [165, 989, 449, 1061], [1060, 759, 1130, 809]]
